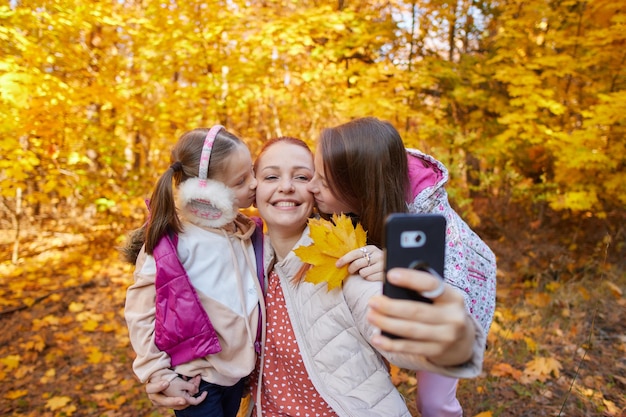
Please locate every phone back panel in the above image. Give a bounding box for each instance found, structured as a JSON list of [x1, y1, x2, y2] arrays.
[[383, 213, 446, 304]]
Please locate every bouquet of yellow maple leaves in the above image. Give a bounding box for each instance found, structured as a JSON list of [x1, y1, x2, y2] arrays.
[[293, 213, 367, 290]]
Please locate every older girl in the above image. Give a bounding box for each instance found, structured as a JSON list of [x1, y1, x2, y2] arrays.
[[308, 117, 497, 417]]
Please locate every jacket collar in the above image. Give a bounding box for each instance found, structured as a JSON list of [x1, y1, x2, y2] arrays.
[[263, 225, 311, 278]]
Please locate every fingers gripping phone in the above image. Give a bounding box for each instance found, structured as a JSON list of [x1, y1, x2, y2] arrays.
[[382, 214, 446, 338], [383, 213, 446, 304]]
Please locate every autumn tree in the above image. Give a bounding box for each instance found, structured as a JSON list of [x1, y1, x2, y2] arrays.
[[1, 0, 624, 250]]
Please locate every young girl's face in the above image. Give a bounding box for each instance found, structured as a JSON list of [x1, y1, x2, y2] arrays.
[[307, 149, 353, 216], [214, 144, 257, 209], [255, 142, 314, 233]]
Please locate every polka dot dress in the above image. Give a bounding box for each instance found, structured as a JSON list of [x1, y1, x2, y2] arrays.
[[251, 269, 337, 417]]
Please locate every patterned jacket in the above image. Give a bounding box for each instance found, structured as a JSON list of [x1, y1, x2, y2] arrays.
[[406, 149, 497, 334]]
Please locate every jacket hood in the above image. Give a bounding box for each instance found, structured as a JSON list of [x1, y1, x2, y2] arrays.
[[406, 148, 449, 206], [232, 213, 256, 241]]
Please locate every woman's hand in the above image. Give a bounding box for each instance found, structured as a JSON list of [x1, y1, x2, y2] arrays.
[[145, 375, 206, 410], [366, 267, 475, 367], [336, 245, 384, 282]]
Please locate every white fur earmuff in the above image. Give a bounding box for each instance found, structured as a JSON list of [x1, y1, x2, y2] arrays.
[[177, 178, 237, 228]]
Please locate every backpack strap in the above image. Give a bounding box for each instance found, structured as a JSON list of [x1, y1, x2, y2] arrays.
[[250, 216, 265, 354], [251, 216, 265, 292]]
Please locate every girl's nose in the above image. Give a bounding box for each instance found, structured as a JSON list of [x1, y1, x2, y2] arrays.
[[306, 178, 318, 193]]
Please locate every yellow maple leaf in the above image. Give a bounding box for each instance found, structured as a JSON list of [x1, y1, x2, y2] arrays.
[[0, 355, 20, 371], [40, 368, 56, 384], [4, 389, 28, 400], [82, 319, 99, 332], [46, 395, 72, 411], [87, 348, 104, 364], [490, 362, 522, 380], [521, 356, 562, 383], [293, 214, 367, 291]]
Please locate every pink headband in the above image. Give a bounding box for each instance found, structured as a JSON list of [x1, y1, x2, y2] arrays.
[[198, 125, 224, 185]]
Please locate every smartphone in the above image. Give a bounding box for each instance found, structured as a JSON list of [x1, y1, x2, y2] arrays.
[[383, 212, 446, 308]]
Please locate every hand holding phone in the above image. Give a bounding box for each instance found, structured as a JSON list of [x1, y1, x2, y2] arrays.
[[382, 213, 446, 337]]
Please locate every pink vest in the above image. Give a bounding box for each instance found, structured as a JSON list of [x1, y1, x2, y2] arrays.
[[153, 233, 221, 367], [153, 217, 265, 366]]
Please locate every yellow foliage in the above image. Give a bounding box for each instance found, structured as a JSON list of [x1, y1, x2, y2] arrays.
[[45, 395, 72, 411], [40, 369, 56, 384], [293, 214, 367, 291], [14, 364, 35, 379], [87, 347, 104, 364], [0, 354, 20, 371], [82, 319, 100, 332], [103, 366, 117, 381], [490, 362, 522, 380], [521, 357, 562, 384], [524, 336, 538, 353], [20, 335, 46, 352], [524, 292, 551, 307], [68, 302, 85, 313], [76, 311, 104, 331], [4, 389, 28, 400]]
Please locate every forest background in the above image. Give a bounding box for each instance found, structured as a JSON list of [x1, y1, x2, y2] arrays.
[[0, 0, 624, 416]]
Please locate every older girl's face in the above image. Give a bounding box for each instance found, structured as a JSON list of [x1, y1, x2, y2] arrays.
[[307, 149, 353, 216], [255, 142, 315, 231]]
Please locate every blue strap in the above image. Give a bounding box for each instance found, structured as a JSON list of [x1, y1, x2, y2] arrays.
[[250, 216, 264, 354]]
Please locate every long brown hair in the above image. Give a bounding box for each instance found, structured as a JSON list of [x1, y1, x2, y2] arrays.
[[318, 117, 409, 247], [144, 127, 244, 254]]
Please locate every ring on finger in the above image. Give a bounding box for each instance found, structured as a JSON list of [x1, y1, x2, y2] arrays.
[[421, 280, 446, 299], [360, 247, 371, 267]]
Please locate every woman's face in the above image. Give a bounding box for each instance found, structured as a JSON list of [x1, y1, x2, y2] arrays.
[[307, 148, 353, 215], [255, 141, 315, 232]]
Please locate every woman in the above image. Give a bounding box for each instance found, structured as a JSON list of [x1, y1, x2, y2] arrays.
[[307, 117, 497, 417], [146, 137, 484, 415]]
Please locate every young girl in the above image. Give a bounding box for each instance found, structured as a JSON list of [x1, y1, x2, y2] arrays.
[[124, 126, 265, 417], [307, 117, 497, 417]]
